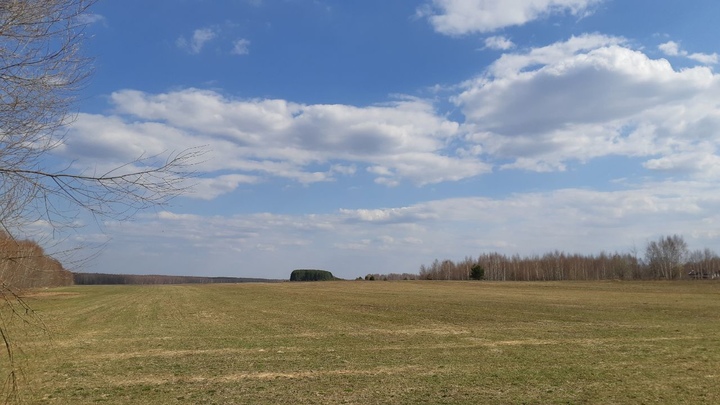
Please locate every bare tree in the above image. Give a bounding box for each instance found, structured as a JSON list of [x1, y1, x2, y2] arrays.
[[0, 0, 200, 398], [0, 0, 200, 234], [686, 248, 720, 279], [645, 235, 689, 279]]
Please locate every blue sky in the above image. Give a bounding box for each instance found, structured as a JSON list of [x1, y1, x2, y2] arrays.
[[44, 0, 720, 279]]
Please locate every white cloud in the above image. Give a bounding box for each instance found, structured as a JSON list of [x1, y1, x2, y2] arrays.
[[60, 34, 720, 199], [643, 149, 720, 178], [456, 34, 720, 176], [77, 13, 106, 25], [90, 179, 720, 279], [189, 174, 260, 200], [421, 0, 603, 35], [339, 207, 438, 224], [177, 28, 218, 54], [688, 53, 719, 65], [60, 32, 720, 203], [330, 164, 356, 176], [231, 38, 251, 55], [659, 40, 718, 65], [61, 89, 489, 197], [177, 26, 254, 56], [484, 34, 625, 78], [658, 40, 681, 56], [483, 35, 515, 50]]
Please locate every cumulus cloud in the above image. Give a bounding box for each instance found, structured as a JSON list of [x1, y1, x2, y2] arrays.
[[659, 40, 718, 65], [177, 28, 218, 54], [60, 89, 489, 199], [60, 30, 720, 202], [658, 40, 681, 56], [420, 0, 603, 35], [456, 34, 720, 176], [60, 33, 720, 198]]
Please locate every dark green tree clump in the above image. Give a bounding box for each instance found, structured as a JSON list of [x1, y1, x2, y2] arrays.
[[290, 269, 336, 281], [470, 264, 485, 280]]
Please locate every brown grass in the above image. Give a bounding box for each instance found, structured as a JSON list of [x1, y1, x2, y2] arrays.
[[4, 281, 720, 404]]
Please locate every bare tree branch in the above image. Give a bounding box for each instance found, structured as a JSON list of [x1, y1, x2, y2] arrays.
[[1, 0, 203, 229], [1, 147, 204, 224], [0, 0, 203, 399]]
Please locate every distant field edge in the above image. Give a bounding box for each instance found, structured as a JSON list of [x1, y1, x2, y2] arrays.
[[72, 272, 282, 285]]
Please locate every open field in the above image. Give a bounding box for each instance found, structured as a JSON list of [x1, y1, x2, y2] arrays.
[[5, 281, 720, 404]]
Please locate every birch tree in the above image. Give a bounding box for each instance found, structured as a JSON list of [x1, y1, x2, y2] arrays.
[[645, 235, 688, 279]]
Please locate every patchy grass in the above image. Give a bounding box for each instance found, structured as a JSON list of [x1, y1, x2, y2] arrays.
[[6, 281, 720, 404]]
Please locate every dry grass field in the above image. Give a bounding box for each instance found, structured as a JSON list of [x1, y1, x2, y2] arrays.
[[5, 281, 720, 404]]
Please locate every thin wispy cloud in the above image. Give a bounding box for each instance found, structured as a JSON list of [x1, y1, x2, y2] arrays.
[[483, 35, 514, 50], [177, 27, 218, 54], [659, 40, 718, 65], [231, 38, 251, 55], [77, 13, 106, 25]]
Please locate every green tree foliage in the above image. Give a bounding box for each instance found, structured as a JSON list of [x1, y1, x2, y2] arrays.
[[289, 269, 336, 281], [470, 264, 485, 280]]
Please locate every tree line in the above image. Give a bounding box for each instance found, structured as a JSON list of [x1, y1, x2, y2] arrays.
[[0, 232, 73, 288], [366, 235, 720, 281], [73, 273, 276, 285]]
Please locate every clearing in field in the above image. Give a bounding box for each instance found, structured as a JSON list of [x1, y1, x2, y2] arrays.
[[5, 281, 720, 404]]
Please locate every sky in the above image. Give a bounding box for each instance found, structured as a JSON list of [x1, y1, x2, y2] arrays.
[[43, 0, 720, 279]]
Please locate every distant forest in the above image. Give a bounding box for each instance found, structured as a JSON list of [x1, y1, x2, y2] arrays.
[[73, 273, 278, 285], [366, 235, 720, 282], [3, 232, 719, 288], [0, 232, 276, 287]]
